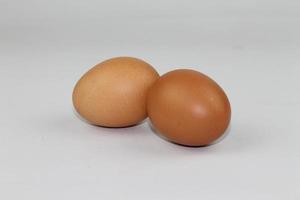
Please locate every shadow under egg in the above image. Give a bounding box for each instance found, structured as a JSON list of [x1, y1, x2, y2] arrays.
[[147, 120, 231, 148], [73, 107, 146, 129]]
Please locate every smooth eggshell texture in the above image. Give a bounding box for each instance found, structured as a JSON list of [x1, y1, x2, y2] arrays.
[[73, 57, 159, 127], [147, 69, 231, 146]]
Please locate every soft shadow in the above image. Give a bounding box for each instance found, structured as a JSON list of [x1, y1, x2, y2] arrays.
[[54, 110, 260, 155], [211, 125, 231, 145], [72, 108, 145, 129], [147, 120, 232, 150]]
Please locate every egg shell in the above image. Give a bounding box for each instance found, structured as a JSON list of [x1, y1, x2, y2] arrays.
[[147, 69, 231, 146], [73, 57, 159, 127]]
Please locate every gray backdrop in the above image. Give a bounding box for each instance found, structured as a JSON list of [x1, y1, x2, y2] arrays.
[[0, 0, 299, 199]]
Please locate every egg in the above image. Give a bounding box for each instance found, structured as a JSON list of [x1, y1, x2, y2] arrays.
[[147, 69, 231, 146], [73, 57, 159, 127]]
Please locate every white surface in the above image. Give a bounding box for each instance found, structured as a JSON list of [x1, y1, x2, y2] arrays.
[[0, 0, 300, 199]]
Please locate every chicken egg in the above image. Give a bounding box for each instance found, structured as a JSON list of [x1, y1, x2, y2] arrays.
[[73, 57, 159, 127], [147, 69, 231, 146]]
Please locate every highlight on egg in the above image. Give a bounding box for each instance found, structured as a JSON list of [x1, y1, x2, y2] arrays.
[[73, 57, 159, 127]]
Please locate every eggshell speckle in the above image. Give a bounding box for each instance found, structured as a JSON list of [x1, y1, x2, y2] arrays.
[[147, 69, 231, 146], [73, 57, 159, 127]]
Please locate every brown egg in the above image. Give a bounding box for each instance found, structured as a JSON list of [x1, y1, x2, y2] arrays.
[[147, 69, 231, 146], [73, 57, 159, 127]]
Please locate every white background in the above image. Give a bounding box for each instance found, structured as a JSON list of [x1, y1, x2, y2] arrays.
[[0, 0, 299, 199]]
